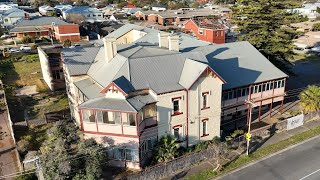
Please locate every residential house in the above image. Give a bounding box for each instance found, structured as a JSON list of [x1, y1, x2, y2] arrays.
[[184, 18, 226, 44], [0, 3, 17, 11], [287, 3, 320, 21], [39, 5, 55, 16], [135, 8, 231, 26], [63, 6, 104, 22], [109, 13, 127, 22], [62, 24, 287, 169], [151, 6, 166, 12], [10, 16, 80, 42], [37, 47, 65, 91], [0, 7, 32, 27]]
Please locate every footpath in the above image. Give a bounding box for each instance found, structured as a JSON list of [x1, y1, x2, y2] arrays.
[[166, 118, 320, 180]]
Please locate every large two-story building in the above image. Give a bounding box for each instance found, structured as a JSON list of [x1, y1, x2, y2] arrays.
[[62, 24, 287, 169]]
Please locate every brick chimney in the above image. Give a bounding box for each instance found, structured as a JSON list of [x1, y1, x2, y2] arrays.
[[24, 13, 30, 20], [103, 37, 117, 63], [168, 35, 179, 51]]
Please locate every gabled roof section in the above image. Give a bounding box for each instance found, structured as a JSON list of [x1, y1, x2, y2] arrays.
[[113, 76, 135, 94], [179, 58, 208, 89], [79, 97, 137, 112], [191, 41, 288, 89], [63, 46, 100, 76], [127, 94, 157, 111]]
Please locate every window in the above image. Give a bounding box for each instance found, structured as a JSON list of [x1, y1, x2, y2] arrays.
[[216, 31, 218, 37], [241, 88, 246, 96], [172, 98, 182, 115], [228, 91, 233, 99], [143, 104, 156, 119], [266, 83, 270, 91], [263, 84, 266, 91], [202, 120, 208, 136], [202, 92, 209, 109], [52, 70, 61, 80], [82, 110, 95, 123], [221, 31, 223, 36], [96, 111, 120, 124], [281, 80, 285, 87], [126, 113, 136, 126], [258, 85, 262, 92], [174, 128, 180, 140], [4, 19, 8, 22], [270, 82, 274, 90]]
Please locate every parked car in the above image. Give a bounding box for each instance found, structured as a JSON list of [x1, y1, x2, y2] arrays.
[[1, 34, 11, 39], [20, 45, 32, 51], [8, 48, 20, 53], [69, 44, 82, 48]]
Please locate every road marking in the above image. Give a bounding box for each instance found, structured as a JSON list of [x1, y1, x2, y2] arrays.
[[299, 168, 320, 180]]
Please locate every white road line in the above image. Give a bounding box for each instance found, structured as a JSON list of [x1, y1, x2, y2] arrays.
[[299, 168, 320, 180]]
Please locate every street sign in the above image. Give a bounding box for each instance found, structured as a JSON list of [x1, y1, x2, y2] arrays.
[[287, 114, 304, 130], [246, 133, 251, 141]]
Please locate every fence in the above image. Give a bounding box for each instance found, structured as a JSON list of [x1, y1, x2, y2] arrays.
[[123, 144, 223, 180]]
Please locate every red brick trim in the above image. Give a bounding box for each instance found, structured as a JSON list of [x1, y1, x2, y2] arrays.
[[202, 91, 209, 95], [172, 124, 182, 129], [172, 97, 182, 101], [202, 118, 209, 122]]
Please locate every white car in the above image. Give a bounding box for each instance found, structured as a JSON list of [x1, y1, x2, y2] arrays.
[[8, 48, 20, 53], [1, 34, 10, 39], [20, 45, 32, 51]]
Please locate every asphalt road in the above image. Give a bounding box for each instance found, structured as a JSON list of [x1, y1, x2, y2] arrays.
[[219, 136, 320, 180]]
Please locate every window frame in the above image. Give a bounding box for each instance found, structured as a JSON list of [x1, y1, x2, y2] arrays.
[[201, 119, 209, 137], [202, 92, 210, 110], [172, 97, 183, 116]]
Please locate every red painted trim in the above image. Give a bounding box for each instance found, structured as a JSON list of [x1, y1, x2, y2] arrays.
[[186, 90, 189, 147], [79, 107, 137, 114], [100, 82, 128, 96], [171, 112, 183, 116], [83, 131, 139, 138], [202, 91, 209, 95], [172, 124, 182, 129], [95, 111, 99, 132], [172, 97, 182, 100], [201, 118, 209, 122], [201, 134, 209, 137], [136, 113, 139, 136], [270, 80, 275, 118], [247, 85, 252, 125], [188, 67, 226, 90]]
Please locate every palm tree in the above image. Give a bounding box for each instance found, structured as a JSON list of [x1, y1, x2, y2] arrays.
[[299, 85, 320, 113], [155, 136, 178, 163]]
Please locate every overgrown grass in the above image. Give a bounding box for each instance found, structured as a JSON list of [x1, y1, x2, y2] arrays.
[[41, 95, 69, 113], [185, 125, 320, 180], [291, 54, 320, 62]]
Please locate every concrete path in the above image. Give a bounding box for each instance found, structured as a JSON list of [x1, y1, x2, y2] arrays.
[[219, 134, 320, 180]]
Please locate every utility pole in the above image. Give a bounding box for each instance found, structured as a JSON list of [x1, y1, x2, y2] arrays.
[[23, 156, 45, 180], [245, 99, 257, 155]]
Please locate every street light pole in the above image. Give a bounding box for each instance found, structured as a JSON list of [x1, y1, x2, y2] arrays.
[[245, 99, 256, 155]]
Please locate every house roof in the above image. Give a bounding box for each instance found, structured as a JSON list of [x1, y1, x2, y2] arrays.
[[79, 97, 137, 112], [127, 94, 157, 111], [64, 6, 102, 14], [63, 46, 100, 76], [15, 16, 68, 27], [10, 27, 48, 33], [74, 78, 104, 99], [65, 24, 287, 101]]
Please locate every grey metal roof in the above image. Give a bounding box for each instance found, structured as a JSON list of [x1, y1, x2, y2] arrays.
[[79, 97, 137, 112], [63, 47, 100, 76], [10, 27, 47, 33], [127, 94, 157, 111], [190, 41, 288, 89], [74, 78, 104, 99], [15, 16, 68, 27], [64, 6, 102, 14]]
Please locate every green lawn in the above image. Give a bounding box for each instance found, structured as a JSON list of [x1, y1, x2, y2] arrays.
[[185, 125, 320, 180]]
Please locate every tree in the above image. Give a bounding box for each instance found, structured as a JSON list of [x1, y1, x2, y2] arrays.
[[63, 39, 72, 48], [191, 2, 200, 8], [67, 14, 86, 24], [21, 36, 32, 44], [154, 136, 178, 163], [317, 7, 320, 14], [299, 85, 320, 113], [231, 0, 302, 62], [313, 23, 320, 31], [40, 121, 108, 180]]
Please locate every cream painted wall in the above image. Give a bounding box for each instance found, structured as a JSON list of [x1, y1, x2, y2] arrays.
[[38, 48, 54, 91], [104, 86, 126, 99], [116, 29, 147, 44], [157, 90, 187, 142], [188, 73, 223, 146]]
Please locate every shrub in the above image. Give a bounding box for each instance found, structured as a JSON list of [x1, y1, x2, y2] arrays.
[[21, 36, 32, 44], [17, 139, 32, 155], [31, 44, 38, 50], [63, 39, 72, 48], [312, 23, 320, 31]]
